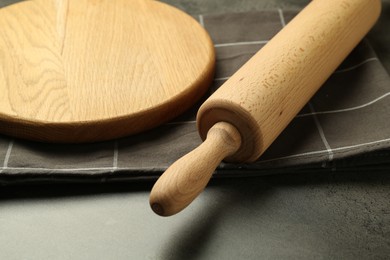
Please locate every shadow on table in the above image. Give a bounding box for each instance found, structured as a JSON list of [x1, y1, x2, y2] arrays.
[[159, 170, 390, 260]]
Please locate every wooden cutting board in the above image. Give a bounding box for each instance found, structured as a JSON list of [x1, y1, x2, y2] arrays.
[[0, 0, 215, 142]]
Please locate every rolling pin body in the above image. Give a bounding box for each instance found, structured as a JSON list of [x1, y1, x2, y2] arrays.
[[198, 0, 381, 163], [150, 0, 381, 216]]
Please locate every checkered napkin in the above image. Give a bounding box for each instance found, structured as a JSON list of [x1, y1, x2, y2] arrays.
[[1, 10, 389, 184]]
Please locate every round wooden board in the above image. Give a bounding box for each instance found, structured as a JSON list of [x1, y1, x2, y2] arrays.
[[0, 0, 215, 143]]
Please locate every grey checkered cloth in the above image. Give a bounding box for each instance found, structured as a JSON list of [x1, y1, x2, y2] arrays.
[[1, 10, 389, 184]]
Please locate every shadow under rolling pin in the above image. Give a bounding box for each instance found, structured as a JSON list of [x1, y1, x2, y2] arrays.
[[150, 0, 381, 216]]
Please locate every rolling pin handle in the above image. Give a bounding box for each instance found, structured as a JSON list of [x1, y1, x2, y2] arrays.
[[149, 122, 241, 216]]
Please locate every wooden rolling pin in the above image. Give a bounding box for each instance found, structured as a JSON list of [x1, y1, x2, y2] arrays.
[[150, 0, 381, 216]]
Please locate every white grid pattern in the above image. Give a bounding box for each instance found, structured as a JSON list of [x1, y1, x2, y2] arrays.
[[214, 76, 230, 81], [0, 138, 389, 173], [0, 9, 389, 175], [297, 92, 390, 117], [334, 57, 379, 73], [278, 8, 286, 27], [309, 103, 334, 161], [257, 138, 390, 164], [198, 14, 204, 27], [0, 139, 14, 173], [112, 140, 119, 171]]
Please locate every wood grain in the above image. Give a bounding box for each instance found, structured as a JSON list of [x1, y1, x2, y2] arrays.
[[0, 0, 215, 142], [150, 0, 381, 216], [197, 0, 381, 162]]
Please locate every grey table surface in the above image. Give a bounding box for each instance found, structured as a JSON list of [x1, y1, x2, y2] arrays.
[[1, 0, 390, 259]]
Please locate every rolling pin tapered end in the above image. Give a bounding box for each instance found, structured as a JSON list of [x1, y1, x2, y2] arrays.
[[150, 202, 165, 216], [149, 122, 241, 216]]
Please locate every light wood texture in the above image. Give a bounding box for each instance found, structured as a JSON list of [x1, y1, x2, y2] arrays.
[[199, 0, 381, 162], [150, 0, 381, 216], [0, 0, 215, 142], [150, 122, 241, 216]]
